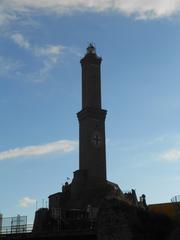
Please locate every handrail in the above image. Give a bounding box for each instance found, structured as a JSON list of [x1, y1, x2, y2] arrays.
[[171, 195, 180, 203], [0, 224, 33, 235]]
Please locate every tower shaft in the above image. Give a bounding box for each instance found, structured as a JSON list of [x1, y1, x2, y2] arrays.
[[77, 44, 107, 185]]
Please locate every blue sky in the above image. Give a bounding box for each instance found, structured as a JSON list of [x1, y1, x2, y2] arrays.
[[1, 0, 180, 223]]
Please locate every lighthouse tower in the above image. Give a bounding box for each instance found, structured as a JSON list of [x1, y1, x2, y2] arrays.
[[77, 44, 107, 185], [49, 44, 123, 210]]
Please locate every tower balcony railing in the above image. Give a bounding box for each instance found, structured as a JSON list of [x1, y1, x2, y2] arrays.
[[171, 195, 180, 216], [0, 224, 33, 235], [171, 195, 180, 203]]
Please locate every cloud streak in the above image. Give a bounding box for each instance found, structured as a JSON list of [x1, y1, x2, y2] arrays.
[[0, 56, 21, 77], [160, 149, 180, 162], [10, 33, 80, 82], [10, 33, 67, 82], [0, 140, 78, 161], [11, 33, 65, 61], [19, 197, 36, 208], [34, 45, 65, 64], [11, 33, 30, 49], [0, 0, 180, 24]]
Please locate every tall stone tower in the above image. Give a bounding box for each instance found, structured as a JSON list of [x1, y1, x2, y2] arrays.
[[77, 44, 107, 185], [49, 44, 123, 210]]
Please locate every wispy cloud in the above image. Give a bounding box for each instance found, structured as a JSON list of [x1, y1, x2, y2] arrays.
[[10, 33, 67, 82], [34, 45, 65, 63], [11, 33, 65, 60], [33, 45, 66, 82], [0, 140, 78, 161], [0, 4, 16, 27], [111, 135, 168, 152], [0, 56, 21, 77], [10, 32, 81, 82], [11, 33, 30, 49], [1, 0, 180, 23], [159, 149, 180, 162], [19, 197, 36, 208]]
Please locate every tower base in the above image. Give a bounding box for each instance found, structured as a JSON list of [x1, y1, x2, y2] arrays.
[[48, 169, 124, 210]]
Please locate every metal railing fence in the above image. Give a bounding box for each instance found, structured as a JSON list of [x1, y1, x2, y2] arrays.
[[0, 224, 33, 235]]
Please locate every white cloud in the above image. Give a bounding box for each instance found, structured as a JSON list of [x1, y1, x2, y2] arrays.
[[10, 33, 66, 82], [11, 33, 65, 62], [34, 45, 65, 63], [159, 149, 180, 162], [11, 33, 30, 49], [33, 45, 66, 82], [0, 0, 180, 22], [147, 136, 168, 145], [0, 140, 78, 161], [19, 197, 36, 208], [0, 4, 17, 27], [0, 56, 21, 76]]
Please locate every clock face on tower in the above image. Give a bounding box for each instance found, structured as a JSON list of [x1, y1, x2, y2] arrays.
[[91, 131, 102, 148]]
